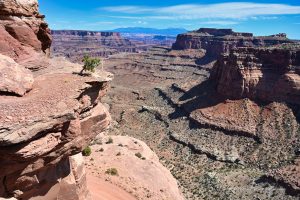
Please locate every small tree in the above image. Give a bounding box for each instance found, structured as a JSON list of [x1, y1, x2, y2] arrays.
[[80, 55, 101, 74], [82, 146, 92, 156]]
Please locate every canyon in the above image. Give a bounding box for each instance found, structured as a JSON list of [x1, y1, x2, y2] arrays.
[[51, 30, 137, 62], [99, 29, 300, 199], [0, 0, 183, 199], [0, 1, 111, 199], [1, 0, 300, 200], [51, 30, 176, 63]]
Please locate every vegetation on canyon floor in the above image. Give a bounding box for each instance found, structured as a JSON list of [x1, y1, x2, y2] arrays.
[[82, 146, 92, 156], [105, 168, 119, 176]]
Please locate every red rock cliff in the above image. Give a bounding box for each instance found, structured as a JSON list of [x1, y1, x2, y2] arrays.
[[51, 30, 136, 62], [172, 28, 293, 59], [0, 0, 52, 64], [211, 45, 300, 104], [0, 0, 113, 199]]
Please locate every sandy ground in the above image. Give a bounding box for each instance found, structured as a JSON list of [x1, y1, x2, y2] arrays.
[[85, 135, 184, 200], [87, 174, 137, 200]]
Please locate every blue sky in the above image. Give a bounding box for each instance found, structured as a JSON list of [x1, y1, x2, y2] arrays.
[[39, 0, 300, 39]]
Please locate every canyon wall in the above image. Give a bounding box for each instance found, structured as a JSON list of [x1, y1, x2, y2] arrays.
[[0, 0, 112, 199], [51, 30, 137, 62], [211, 45, 300, 104], [0, 0, 51, 61], [172, 28, 293, 59]]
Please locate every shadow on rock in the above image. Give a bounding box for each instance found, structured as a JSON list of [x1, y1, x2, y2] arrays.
[[169, 79, 225, 121]]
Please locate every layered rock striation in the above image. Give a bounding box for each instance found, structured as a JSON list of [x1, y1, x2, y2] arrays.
[[0, 54, 34, 96], [51, 30, 136, 62], [0, 0, 52, 62], [211, 44, 300, 104], [172, 28, 293, 59], [0, 1, 113, 199], [0, 61, 112, 199]]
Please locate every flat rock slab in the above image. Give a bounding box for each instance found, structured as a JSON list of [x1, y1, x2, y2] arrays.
[[0, 71, 111, 146]]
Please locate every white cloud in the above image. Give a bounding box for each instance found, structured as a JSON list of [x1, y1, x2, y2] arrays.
[[101, 6, 152, 13], [136, 20, 148, 25], [86, 21, 115, 26], [101, 2, 300, 20], [201, 20, 239, 25]]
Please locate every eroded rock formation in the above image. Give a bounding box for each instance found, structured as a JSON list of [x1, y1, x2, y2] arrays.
[[172, 28, 293, 59], [100, 34, 300, 199], [0, 0, 52, 63], [51, 30, 136, 62], [0, 61, 112, 198], [0, 0, 113, 199], [0, 54, 34, 96], [211, 45, 300, 104]]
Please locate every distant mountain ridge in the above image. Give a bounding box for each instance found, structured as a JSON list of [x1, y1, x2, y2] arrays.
[[110, 27, 188, 36]]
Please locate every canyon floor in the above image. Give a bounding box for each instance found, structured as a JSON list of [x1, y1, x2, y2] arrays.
[[93, 47, 300, 200]]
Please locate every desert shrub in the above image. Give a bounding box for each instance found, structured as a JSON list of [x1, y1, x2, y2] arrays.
[[116, 152, 121, 156], [82, 146, 92, 156], [106, 137, 113, 144], [81, 55, 101, 74], [105, 168, 119, 176], [135, 152, 142, 158]]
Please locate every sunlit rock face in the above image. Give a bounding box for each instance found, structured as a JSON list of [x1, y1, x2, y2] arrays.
[[51, 30, 136, 63], [0, 0, 52, 70], [0, 0, 113, 199], [0, 54, 34, 96], [172, 28, 293, 59], [211, 45, 300, 105]]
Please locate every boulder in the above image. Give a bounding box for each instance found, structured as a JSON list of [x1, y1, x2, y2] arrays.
[[0, 0, 52, 67], [0, 54, 33, 96]]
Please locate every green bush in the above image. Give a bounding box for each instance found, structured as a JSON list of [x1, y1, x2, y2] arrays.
[[135, 152, 142, 158], [105, 168, 119, 176], [106, 137, 113, 144], [81, 55, 101, 74], [82, 146, 92, 156]]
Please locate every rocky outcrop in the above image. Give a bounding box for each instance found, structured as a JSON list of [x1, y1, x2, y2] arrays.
[[0, 63, 112, 198], [172, 28, 293, 59], [86, 135, 184, 200], [211, 45, 300, 104], [0, 54, 34, 96], [0, 0, 52, 66], [37, 153, 91, 200], [0, 1, 113, 199], [51, 30, 136, 62]]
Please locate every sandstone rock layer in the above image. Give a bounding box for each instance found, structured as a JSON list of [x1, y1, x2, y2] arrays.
[[51, 30, 136, 62], [172, 28, 293, 59], [211, 45, 300, 104], [0, 63, 112, 198], [0, 0, 52, 66], [0, 54, 34, 96]]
